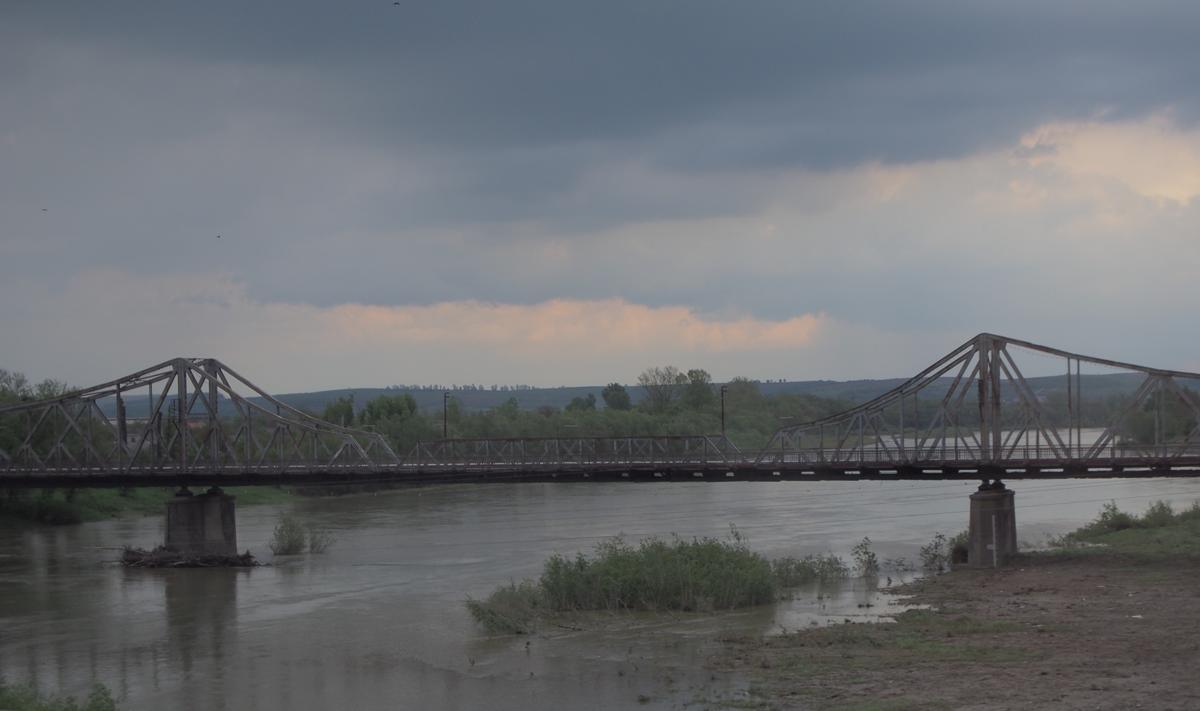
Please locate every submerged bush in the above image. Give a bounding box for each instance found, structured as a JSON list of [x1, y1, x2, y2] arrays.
[[268, 514, 307, 555], [852, 537, 880, 577], [269, 514, 334, 555]]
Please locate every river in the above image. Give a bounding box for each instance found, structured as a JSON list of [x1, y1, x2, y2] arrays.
[[2, 476, 1199, 710]]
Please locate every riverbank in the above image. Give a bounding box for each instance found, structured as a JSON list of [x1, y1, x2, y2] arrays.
[[706, 503, 1200, 710], [0, 486, 293, 525]]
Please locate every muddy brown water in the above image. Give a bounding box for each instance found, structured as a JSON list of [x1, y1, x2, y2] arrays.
[[1, 477, 1198, 710]]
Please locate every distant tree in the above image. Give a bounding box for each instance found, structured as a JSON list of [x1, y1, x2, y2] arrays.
[[637, 366, 688, 413], [0, 369, 31, 402], [566, 393, 597, 412], [494, 397, 520, 419], [360, 394, 418, 426], [601, 383, 632, 411], [725, 377, 763, 408], [681, 369, 716, 410], [322, 395, 356, 427]]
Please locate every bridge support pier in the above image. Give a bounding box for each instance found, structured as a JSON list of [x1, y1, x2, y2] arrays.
[[967, 481, 1017, 567], [165, 487, 238, 557]]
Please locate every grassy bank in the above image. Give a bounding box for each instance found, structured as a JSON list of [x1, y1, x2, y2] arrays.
[[1050, 498, 1200, 558], [705, 499, 1200, 710], [0, 486, 293, 525]]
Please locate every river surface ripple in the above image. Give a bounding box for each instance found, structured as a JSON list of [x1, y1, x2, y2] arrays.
[[2, 478, 1198, 710]]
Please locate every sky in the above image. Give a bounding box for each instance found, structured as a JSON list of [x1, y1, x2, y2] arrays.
[[3, 1, 1200, 391]]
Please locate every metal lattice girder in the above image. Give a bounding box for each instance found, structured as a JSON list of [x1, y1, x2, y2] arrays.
[[0, 358, 398, 479], [755, 333, 1200, 469]]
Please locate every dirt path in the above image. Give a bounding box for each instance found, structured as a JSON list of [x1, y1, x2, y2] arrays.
[[706, 554, 1200, 710]]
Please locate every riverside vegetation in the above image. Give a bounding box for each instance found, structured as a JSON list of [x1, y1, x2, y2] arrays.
[[465, 529, 958, 634]]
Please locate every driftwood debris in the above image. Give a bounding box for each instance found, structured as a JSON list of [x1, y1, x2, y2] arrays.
[[121, 546, 260, 568]]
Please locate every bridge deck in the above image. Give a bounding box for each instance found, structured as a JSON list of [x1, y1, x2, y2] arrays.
[[4, 457, 1200, 488]]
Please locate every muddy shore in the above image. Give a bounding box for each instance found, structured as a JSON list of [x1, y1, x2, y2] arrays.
[[708, 553, 1200, 710]]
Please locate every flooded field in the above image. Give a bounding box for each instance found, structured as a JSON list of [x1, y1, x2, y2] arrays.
[[2, 477, 1199, 710]]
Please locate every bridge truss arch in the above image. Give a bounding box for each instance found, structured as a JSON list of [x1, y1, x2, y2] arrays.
[[755, 333, 1200, 474], [0, 358, 399, 481]]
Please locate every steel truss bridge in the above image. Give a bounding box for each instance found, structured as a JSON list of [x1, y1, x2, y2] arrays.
[[3, 333, 1200, 488]]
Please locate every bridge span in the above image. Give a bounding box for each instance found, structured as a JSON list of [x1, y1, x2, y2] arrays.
[[3, 333, 1200, 564]]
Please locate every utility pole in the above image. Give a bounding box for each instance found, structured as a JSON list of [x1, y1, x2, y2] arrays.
[[720, 385, 728, 439], [442, 391, 450, 439]]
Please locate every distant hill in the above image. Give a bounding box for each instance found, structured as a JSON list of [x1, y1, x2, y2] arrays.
[[95, 372, 1148, 418]]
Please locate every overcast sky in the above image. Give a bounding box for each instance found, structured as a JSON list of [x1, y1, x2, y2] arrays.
[[3, 1, 1200, 391]]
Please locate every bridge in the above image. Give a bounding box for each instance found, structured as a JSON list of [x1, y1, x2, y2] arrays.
[[3, 333, 1199, 487], [3, 333, 1199, 565]]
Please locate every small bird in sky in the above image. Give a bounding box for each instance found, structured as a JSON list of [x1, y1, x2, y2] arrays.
[[41, 208, 47, 212], [216, 234, 222, 239]]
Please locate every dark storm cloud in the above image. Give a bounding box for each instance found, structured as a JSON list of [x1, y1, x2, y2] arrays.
[[7, 1, 1200, 165]]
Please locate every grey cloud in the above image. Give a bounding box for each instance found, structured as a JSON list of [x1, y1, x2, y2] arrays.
[[3, 0, 1200, 337]]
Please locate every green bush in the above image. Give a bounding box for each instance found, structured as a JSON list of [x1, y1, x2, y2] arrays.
[[1140, 500, 1175, 528]]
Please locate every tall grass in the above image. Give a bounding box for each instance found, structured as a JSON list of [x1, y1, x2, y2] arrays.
[[539, 535, 777, 612], [770, 553, 849, 586], [466, 532, 873, 634]]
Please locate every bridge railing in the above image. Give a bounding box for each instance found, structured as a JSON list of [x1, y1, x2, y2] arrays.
[[407, 435, 742, 469], [752, 442, 1200, 467]]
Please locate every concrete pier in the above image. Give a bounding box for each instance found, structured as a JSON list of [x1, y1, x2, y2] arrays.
[[165, 488, 238, 557], [968, 481, 1017, 567]]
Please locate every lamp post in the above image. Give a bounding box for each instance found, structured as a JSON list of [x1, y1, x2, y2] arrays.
[[442, 391, 450, 439], [720, 385, 728, 439]]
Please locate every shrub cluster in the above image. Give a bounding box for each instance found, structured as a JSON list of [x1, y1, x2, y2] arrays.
[[1069, 499, 1200, 540], [269, 513, 336, 555]]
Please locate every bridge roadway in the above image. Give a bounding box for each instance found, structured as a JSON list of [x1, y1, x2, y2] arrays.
[[4, 450, 1200, 488]]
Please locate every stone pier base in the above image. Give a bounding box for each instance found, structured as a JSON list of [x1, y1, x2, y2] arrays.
[[165, 488, 237, 557], [968, 482, 1017, 567]]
